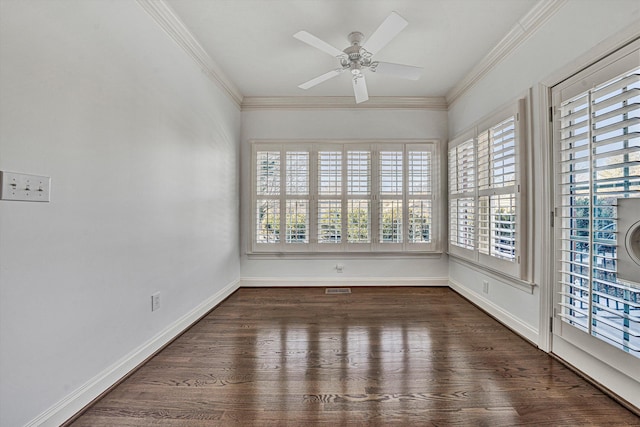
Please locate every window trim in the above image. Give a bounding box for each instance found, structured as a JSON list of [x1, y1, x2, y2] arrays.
[[250, 139, 441, 255], [447, 99, 527, 279]]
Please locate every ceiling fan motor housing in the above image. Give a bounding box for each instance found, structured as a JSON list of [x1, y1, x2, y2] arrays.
[[342, 31, 372, 73]]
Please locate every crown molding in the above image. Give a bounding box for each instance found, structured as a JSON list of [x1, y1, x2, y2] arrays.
[[241, 96, 448, 111], [136, 0, 243, 107], [446, 0, 567, 107]]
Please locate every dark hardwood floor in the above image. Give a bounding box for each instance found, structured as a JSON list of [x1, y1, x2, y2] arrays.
[[68, 287, 640, 426]]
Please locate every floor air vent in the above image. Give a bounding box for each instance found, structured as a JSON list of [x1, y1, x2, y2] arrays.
[[325, 288, 351, 295]]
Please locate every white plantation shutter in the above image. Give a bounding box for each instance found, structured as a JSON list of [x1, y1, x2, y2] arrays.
[[317, 149, 343, 249], [347, 151, 370, 195], [408, 150, 431, 195], [449, 139, 475, 195], [477, 115, 519, 267], [285, 200, 309, 244], [447, 100, 525, 277], [285, 152, 309, 244], [256, 151, 280, 196], [408, 199, 431, 243], [449, 198, 475, 250], [556, 62, 640, 357], [478, 116, 517, 190], [286, 152, 309, 195], [347, 150, 371, 246], [408, 150, 432, 244], [347, 199, 370, 244], [448, 138, 476, 257], [318, 151, 342, 196], [317, 199, 341, 244], [256, 199, 280, 243], [254, 145, 311, 251], [252, 142, 438, 253], [478, 194, 516, 260], [379, 150, 403, 245], [256, 151, 281, 244], [380, 199, 403, 243]]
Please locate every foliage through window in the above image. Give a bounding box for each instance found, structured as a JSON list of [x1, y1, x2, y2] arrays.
[[252, 142, 438, 253]]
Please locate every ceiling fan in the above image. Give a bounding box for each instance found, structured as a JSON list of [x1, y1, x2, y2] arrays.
[[294, 11, 422, 104]]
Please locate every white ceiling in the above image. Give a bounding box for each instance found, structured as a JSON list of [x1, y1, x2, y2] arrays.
[[165, 0, 539, 99]]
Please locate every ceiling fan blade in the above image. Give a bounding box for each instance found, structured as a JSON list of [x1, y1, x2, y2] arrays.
[[294, 31, 346, 58], [352, 75, 369, 104], [362, 11, 408, 55], [298, 69, 344, 90], [373, 62, 422, 80]]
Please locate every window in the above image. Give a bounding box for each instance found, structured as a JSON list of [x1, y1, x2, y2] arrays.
[[555, 62, 640, 358], [447, 100, 526, 278], [252, 141, 438, 253]]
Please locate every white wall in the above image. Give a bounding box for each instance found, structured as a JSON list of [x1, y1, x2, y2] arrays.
[[240, 108, 449, 283], [0, 1, 241, 426], [447, 0, 640, 405]]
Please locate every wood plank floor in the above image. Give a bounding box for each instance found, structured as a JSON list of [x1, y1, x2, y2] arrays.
[[68, 287, 640, 426]]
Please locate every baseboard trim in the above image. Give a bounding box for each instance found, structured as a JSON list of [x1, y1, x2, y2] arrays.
[[448, 279, 539, 345], [28, 279, 241, 427], [240, 276, 449, 288], [550, 352, 640, 416]]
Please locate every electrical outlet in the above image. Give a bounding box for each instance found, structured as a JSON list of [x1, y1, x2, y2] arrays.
[[151, 292, 160, 312], [483, 281, 489, 294], [336, 264, 344, 273]]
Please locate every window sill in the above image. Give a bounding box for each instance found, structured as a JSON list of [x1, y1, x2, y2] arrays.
[[448, 253, 536, 294], [246, 251, 444, 260]]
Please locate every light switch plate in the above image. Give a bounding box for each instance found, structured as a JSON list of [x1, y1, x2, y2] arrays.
[[0, 171, 50, 202]]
